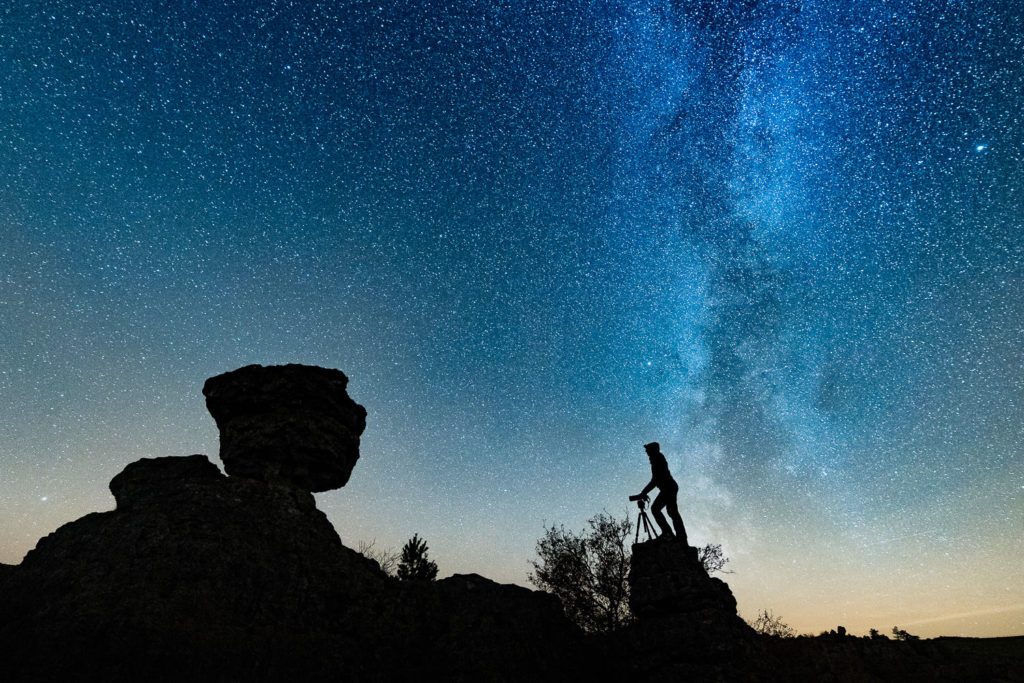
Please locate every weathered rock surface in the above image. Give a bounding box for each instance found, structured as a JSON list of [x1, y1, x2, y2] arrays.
[[629, 539, 743, 621], [203, 364, 366, 492], [2, 365, 1019, 682], [0, 455, 587, 682], [624, 538, 756, 680], [109, 453, 224, 509], [2, 455, 379, 681]]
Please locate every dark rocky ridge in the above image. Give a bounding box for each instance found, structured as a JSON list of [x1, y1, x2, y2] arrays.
[[0, 454, 587, 681], [1, 364, 1019, 681]]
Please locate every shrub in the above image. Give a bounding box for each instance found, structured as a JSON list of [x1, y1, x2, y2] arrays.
[[750, 609, 795, 638], [529, 511, 732, 632]]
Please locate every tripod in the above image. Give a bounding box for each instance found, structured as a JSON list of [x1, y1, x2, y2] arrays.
[[634, 498, 659, 544]]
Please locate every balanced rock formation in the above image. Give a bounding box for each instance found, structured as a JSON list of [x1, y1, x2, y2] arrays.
[[203, 364, 367, 492], [0, 366, 589, 682]]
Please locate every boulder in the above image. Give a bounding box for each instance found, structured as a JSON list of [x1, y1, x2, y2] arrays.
[[629, 539, 741, 620], [109, 454, 224, 510], [202, 364, 367, 492], [380, 573, 591, 682]]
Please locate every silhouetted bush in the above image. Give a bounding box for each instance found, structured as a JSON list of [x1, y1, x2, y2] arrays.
[[357, 539, 400, 577], [529, 511, 731, 633], [529, 512, 632, 633], [750, 609, 795, 637], [697, 542, 732, 574]]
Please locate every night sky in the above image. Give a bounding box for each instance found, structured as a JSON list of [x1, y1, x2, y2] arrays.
[[2, 0, 1022, 638]]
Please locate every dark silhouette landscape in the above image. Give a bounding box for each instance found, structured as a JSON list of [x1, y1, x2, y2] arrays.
[[1, 364, 1020, 681]]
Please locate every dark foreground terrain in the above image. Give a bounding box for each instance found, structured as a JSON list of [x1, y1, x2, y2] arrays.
[[1, 365, 1019, 681]]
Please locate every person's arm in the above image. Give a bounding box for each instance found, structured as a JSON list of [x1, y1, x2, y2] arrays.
[[640, 476, 655, 498]]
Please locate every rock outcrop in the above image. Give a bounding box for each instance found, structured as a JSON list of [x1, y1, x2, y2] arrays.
[[202, 364, 367, 492], [624, 539, 756, 680], [0, 452, 588, 681], [629, 540, 744, 622], [2, 454, 384, 681], [0, 366, 588, 682], [2, 364, 1019, 682]]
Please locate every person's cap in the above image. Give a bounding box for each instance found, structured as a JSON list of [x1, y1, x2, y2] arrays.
[[644, 441, 660, 453]]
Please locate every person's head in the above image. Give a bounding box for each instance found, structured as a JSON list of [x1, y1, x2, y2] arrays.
[[644, 442, 660, 458]]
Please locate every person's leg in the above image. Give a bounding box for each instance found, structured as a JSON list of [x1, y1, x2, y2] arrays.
[[651, 492, 674, 537], [665, 493, 688, 545]]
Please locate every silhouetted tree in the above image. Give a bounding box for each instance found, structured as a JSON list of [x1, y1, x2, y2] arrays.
[[396, 534, 438, 581], [357, 539, 400, 577], [869, 628, 888, 640], [528, 511, 731, 633], [750, 609, 795, 637], [529, 512, 632, 632], [892, 626, 919, 641]]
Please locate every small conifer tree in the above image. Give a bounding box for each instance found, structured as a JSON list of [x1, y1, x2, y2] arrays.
[[397, 533, 439, 581]]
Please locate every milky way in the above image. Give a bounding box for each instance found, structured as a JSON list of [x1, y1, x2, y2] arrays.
[[2, 0, 1022, 637]]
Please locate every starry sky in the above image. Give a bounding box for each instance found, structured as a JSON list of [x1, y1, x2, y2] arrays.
[[2, 0, 1022, 638]]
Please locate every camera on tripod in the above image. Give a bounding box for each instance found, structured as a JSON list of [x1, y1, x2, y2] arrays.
[[629, 494, 657, 542]]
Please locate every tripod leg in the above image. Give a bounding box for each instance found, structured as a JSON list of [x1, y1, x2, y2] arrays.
[[641, 512, 657, 539], [638, 510, 658, 542]]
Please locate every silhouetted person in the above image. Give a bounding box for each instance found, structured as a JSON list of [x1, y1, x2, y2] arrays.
[[635, 442, 688, 544]]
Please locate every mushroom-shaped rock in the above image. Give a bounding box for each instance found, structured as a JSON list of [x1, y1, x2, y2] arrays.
[[202, 364, 367, 492]]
